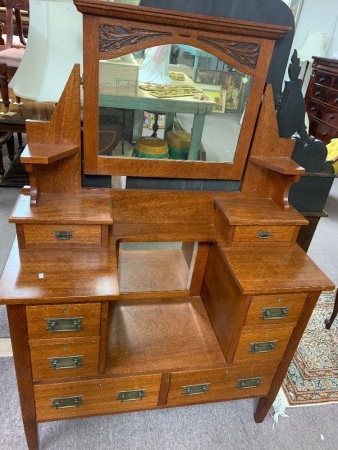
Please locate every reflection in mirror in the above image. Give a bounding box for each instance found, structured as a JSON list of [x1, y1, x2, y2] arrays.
[[98, 45, 252, 163]]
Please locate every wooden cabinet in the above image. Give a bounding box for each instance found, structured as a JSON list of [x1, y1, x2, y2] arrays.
[[305, 56, 338, 144], [0, 2, 335, 450]]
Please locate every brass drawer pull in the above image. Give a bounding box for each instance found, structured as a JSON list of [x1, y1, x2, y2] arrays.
[[117, 389, 146, 401], [182, 383, 209, 396], [237, 377, 261, 389], [250, 341, 276, 354], [46, 317, 83, 332], [260, 307, 289, 320], [257, 230, 271, 239], [49, 355, 83, 370], [54, 230, 73, 240], [52, 395, 83, 409]]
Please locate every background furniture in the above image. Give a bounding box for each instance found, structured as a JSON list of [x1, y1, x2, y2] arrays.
[[305, 56, 338, 144], [0, 0, 28, 111], [325, 289, 338, 329], [0, 94, 55, 181]]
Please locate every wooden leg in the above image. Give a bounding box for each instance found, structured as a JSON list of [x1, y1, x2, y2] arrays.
[[0, 143, 4, 178], [151, 113, 159, 137], [0, 63, 10, 112], [6, 133, 15, 161], [7, 305, 39, 450], [255, 291, 320, 422], [18, 132, 24, 149], [325, 288, 338, 329]]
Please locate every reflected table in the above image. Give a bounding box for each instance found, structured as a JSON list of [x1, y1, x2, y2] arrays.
[[0, 99, 55, 179], [99, 74, 214, 160]]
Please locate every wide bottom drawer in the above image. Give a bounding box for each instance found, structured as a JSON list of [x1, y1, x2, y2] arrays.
[[167, 362, 278, 406], [34, 373, 162, 421]]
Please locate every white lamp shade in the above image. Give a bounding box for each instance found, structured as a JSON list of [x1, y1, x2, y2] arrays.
[[298, 31, 326, 63], [9, 0, 83, 103]]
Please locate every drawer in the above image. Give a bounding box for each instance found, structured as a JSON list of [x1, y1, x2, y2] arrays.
[[34, 373, 162, 420], [30, 337, 100, 380], [167, 362, 278, 406], [314, 72, 332, 87], [310, 84, 330, 104], [233, 324, 294, 362], [232, 225, 297, 244], [22, 224, 103, 247], [307, 101, 338, 128], [245, 293, 307, 326], [26, 303, 101, 340], [308, 118, 337, 144]]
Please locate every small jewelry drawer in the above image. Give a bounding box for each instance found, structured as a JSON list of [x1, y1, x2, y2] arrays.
[[233, 324, 294, 362], [21, 224, 104, 247], [307, 101, 338, 128], [30, 337, 100, 380], [245, 293, 307, 326], [34, 373, 162, 420], [167, 362, 278, 406], [232, 225, 297, 244], [308, 118, 336, 143], [26, 303, 101, 340], [310, 84, 329, 103], [314, 73, 332, 87]]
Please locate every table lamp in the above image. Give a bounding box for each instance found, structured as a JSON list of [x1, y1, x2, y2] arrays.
[[9, 0, 83, 103]]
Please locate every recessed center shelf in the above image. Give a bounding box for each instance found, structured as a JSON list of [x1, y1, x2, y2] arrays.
[[105, 296, 225, 375], [118, 242, 197, 293]]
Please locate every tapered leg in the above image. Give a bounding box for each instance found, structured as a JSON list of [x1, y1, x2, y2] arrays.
[[7, 305, 39, 450], [6, 133, 15, 161], [0, 143, 4, 178], [325, 289, 338, 329]]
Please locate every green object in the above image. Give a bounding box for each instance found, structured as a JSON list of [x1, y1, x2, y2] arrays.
[[132, 148, 168, 159], [168, 145, 189, 160]]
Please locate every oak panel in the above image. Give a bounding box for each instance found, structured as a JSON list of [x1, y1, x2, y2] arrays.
[[105, 296, 225, 374]]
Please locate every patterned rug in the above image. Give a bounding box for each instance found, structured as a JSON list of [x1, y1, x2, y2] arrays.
[[282, 290, 338, 406]]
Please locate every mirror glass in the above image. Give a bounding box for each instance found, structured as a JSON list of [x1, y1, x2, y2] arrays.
[[98, 44, 252, 164]]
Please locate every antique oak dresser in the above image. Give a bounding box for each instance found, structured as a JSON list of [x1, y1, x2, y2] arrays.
[[0, 1, 334, 449], [305, 56, 338, 144]]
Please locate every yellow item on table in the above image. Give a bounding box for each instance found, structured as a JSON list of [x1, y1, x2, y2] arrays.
[[326, 139, 338, 173]]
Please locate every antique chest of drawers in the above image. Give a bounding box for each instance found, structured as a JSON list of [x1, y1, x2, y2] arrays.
[[305, 56, 338, 144]]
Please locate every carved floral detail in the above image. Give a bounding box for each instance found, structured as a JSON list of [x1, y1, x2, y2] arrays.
[[99, 25, 172, 53], [198, 37, 260, 69]]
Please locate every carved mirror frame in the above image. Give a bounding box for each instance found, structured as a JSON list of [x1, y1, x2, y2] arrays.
[[75, 0, 290, 180]]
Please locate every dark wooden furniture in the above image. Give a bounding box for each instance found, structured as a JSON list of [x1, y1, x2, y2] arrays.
[[0, 129, 13, 178], [0, 2, 334, 449], [325, 289, 338, 329], [276, 51, 336, 252], [305, 56, 338, 144]]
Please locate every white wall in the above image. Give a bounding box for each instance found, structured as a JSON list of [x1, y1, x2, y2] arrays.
[[282, 0, 338, 93]]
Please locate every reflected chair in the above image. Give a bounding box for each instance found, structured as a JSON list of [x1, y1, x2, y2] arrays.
[[0, 0, 28, 112]]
